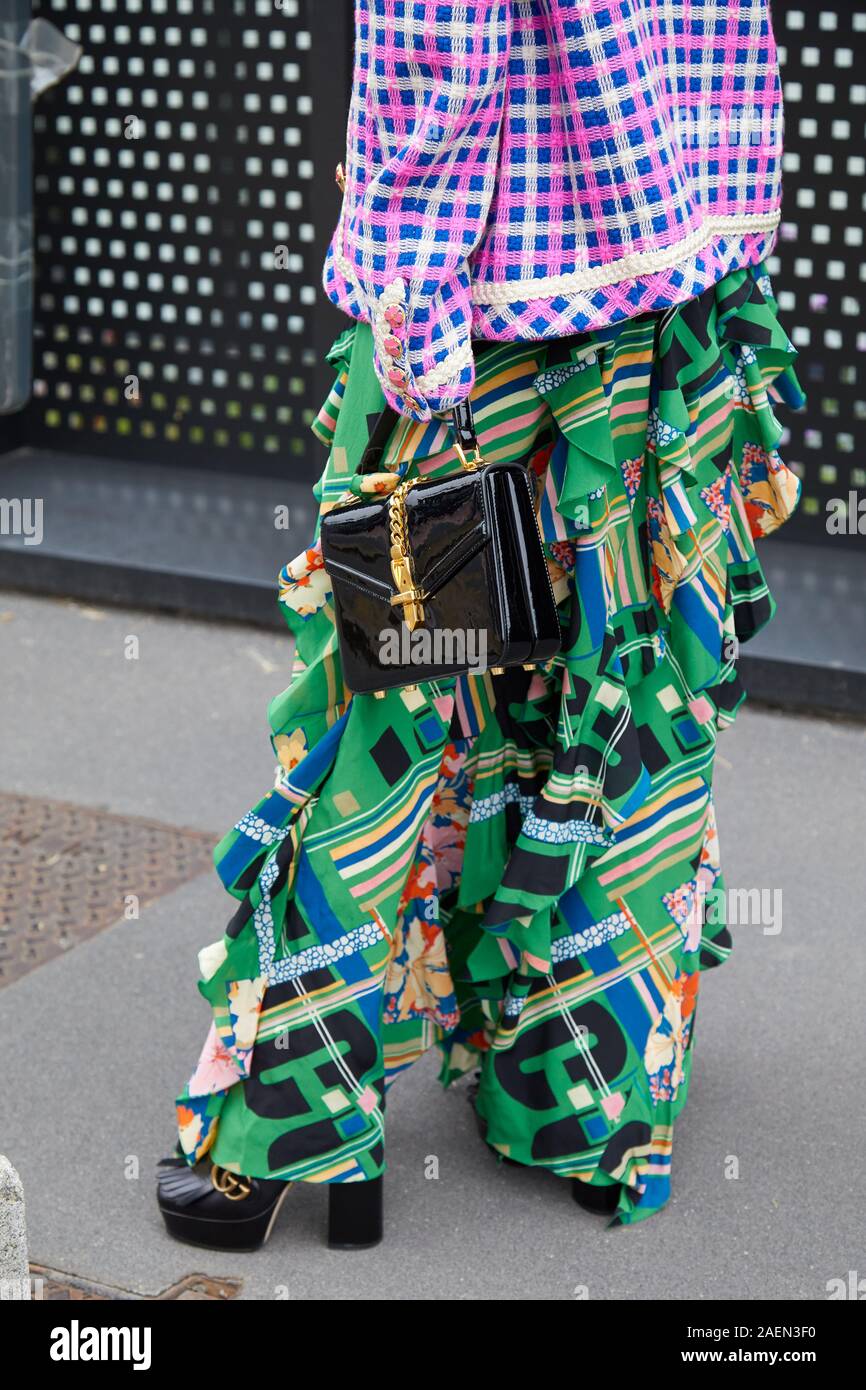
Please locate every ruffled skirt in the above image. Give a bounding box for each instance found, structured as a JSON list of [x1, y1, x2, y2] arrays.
[[174, 263, 804, 1226]]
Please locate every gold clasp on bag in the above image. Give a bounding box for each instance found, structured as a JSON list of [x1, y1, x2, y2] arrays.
[[385, 436, 487, 630], [380, 434, 487, 632], [388, 479, 426, 631]]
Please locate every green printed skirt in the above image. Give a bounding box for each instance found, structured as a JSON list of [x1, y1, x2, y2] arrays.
[[174, 264, 804, 1226]]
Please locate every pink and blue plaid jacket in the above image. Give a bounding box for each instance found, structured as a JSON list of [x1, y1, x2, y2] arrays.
[[324, 1, 784, 421]]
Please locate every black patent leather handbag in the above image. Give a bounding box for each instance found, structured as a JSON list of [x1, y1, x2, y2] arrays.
[[319, 398, 561, 695]]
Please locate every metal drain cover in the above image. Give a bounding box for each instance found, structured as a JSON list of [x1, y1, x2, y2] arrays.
[[0, 791, 217, 986], [29, 1265, 241, 1301]]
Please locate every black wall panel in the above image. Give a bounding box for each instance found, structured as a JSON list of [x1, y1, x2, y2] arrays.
[[23, 0, 350, 477], [13, 0, 865, 549]]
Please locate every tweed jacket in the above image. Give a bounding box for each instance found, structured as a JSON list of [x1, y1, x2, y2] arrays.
[[324, 1, 784, 422]]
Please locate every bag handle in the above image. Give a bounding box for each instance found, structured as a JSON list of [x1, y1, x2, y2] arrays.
[[451, 399, 483, 470], [358, 400, 482, 476]]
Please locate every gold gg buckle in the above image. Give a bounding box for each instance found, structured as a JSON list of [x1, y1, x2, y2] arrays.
[[211, 1165, 252, 1201]]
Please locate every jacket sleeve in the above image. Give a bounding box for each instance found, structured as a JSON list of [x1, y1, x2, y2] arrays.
[[324, 1, 511, 422]]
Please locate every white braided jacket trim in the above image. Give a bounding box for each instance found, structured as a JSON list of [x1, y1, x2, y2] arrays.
[[471, 210, 782, 304], [331, 207, 781, 395]]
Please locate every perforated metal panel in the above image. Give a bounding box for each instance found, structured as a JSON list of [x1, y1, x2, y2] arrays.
[[769, 2, 866, 545], [25, 0, 350, 477], [16, 1, 865, 544]]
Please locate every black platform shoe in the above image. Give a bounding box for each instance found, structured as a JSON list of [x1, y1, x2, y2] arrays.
[[157, 1156, 383, 1252], [571, 1178, 620, 1215]]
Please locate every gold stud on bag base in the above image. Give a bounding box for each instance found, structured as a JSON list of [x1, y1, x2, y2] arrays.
[[370, 671, 529, 699]]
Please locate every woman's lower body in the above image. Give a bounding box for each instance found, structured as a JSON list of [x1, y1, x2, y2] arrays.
[[165, 262, 804, 1234]]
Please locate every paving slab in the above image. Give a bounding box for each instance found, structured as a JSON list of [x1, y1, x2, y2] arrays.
[[1, 590, 864, 1299], [0, 589, 293, 832]]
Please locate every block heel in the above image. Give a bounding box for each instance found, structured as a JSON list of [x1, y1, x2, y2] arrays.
[[327, 1176, 383, 1250]]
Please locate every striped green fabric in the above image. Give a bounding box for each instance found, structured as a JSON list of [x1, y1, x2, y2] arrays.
[[173, 263, 803, 1225]]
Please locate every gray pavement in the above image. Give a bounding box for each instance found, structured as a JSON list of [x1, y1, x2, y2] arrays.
[[1, 589, 864, 1300]]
